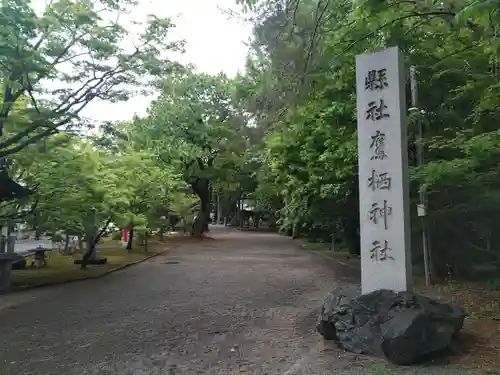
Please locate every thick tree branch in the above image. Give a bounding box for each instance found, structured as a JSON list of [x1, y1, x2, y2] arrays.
[[0, 128, 58, 158], [196, 157, 205, 170], [336, 11, 455, 57], [431, 42, 482, 67], [0, 31, 89, 135], [301, 0, 330, 85], [0, 200, 38, 221], [91, 217, 112, 248]]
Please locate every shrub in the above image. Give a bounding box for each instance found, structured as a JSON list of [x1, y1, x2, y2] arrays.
[[111, 231, 122, 241], [51, 232, 64, 243]]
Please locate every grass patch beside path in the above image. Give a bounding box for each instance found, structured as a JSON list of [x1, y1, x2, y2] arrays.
[[11, 247, 167, 288], [417, 281, 500, 372], [300, 239, 360, 268]]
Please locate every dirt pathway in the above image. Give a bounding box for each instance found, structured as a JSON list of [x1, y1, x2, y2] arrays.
[[0, 227, 477, 374]]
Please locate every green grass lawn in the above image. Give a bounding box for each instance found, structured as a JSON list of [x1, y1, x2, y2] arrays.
[[11, 246, 166, 288], [302, 239, 355, 261]]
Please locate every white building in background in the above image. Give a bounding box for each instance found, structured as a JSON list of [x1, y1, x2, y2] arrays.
[[240, 199, 255, 212]]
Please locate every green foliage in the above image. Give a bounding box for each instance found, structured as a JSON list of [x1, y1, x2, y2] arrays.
[[0, 0, 183, 158], [111, 231, 122, 241], [51, 232, 64, 243], [21, 136, 129, 243], [131, 68, 253, 234], [169, 193, 199, 231], [144, 69, 246, 183], [112, 146, 185, 233], [11, 128, 186, 254], [233, 0, 500, 273], [5, 0, 500, 281]]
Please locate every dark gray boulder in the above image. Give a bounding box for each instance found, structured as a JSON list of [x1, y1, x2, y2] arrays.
[[317, 289, 466, 365]]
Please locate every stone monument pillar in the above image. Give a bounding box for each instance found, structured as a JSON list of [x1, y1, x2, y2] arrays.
[[355, 46, 412, 294]]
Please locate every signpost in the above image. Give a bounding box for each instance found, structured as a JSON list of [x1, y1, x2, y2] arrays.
[[355, 46, 412, 294]]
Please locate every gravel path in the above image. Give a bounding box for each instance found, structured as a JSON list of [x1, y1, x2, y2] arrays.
[[0, 227, 477, 374]]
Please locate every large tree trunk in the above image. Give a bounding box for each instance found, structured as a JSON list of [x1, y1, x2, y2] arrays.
[[81, 235, 96, 269], [63, 232, 70, 255], [239, 199, 244, 230], [34, 220, 42, 240], [159, 226, 164, 241], [126, 228, 134, 251], [80, 219, 111, 269], [235, 198, 240, 228], [216, 194, 222, 224], [254, 213, 261, 228], [191, 178, 210, 237]]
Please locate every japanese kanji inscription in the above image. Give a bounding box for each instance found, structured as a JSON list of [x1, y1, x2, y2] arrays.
[[369, 130, 387, 160], [366, 99, 390, 121], [356, 46, 412, 294], [365, 68, 389, 91]]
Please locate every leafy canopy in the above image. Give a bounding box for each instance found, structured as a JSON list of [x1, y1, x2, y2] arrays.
[[0, 0, 183, 158]]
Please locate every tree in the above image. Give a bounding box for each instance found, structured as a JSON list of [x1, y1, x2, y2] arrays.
[[138, 69, 248, 236], [169, 193, 199, 233], [113, 148, 185, 250], [23, 136, 129, 267], [0, 0, 183, 202], [231, 0, 500, 279]]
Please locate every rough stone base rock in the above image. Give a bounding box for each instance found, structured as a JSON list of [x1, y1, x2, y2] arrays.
[[317, 288, 466, 365]]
